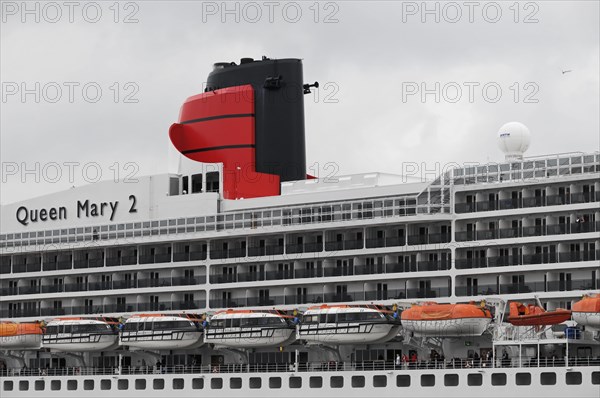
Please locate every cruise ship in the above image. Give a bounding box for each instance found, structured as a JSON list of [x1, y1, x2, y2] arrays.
[[0, 57, 599, 397]]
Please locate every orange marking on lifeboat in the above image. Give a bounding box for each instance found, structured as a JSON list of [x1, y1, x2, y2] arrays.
[[401, 303, 492, 321], [572, 294, 600, 314], [507, 302, 572, 326], [0, 322, 44, 336]]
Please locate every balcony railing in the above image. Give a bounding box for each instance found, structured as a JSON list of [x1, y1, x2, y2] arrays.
[[456, 221, 600, 242], [455, 250, 598, 270], [455, 191, 598, 214], [456, 278, 598, 296]]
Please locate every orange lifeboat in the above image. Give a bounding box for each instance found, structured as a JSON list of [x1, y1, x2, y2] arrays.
[[0, 322, 43, 349], [401, 302, 492, 336], [572, 294, 600, 328], [507, 302, 571, 326]]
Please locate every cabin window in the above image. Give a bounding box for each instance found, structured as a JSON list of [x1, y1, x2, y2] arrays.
[[153, 379, 164, 390], [467, 374, 482, 386], [249, 377, 262, 389], [230, 378, 242, 389], [516, 373, 531, 385], [34, 380, 45, 391], [173, 378, 184, 390], [135, 379, 146, 390], [211, 378, 223, 389], [396, 375, 411, 387], [269, 377, 282, 389], [289, 376, 302, 388], [101, 379, 111, 390], [373, 375, 387, 388], [192, 378, 204, 389], [3, 381, 13, 391], [191, 173, 203, 193], [351, 376, 365, 388], [566, 372, 582, 385], [118, 380, 129, 390], [309, 376, 322, 388], [492, 373, 506, 386], [84, 380, 94, 390], [593, 372, 600, 385], [67, 380, 77, 391], [50, 380, 61, 391], [19, 380, 29, 391], [330, 376, 344, 388], [540, 372, 556, 385], [444, 374, 459, 386], [421, 374, 435, 387]]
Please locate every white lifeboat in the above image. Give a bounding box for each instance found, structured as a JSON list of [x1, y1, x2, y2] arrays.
[[205, 309, 297, 348], [43, 318, 119, 352], [298, 305, 401, 345], [119, 313, 204, 350]]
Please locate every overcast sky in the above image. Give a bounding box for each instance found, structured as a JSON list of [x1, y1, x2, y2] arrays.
[[1, 0, 598, 204]]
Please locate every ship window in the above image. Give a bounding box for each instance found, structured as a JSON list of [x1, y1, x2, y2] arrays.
[[4, 381, 13, 391], [566, 372, 582, 385], [135, 379, 146, 390], [206, 172, 220, 193], [192, 378, 204, 389], [84, 380, 94, 390], [19, 380, 29, 391], [515, 373, 531, 385], [289, 377, 302, 388], [230, 378, 242, 389], [211, 378, 223, 389], [50, 380, 61, 391], [309, 376, 322, 388], [396, 375, 411, 387], [373, 375, 387, 387], [540, 372, 556, 385], [249, 377, 262, 389], [269, 377, 282, 389], [231, 319, 241, 328], [467, 373, 482, 386], [492, 373, 506, 386], [421, 374, 435, 387], [67, 380, 77, 390], [592, 372, 600, 385], [444, 374, 459, 386], [118, 380, 129, 390], [35, 380, 45, 391], [352, 376, 365, 388], [173, 378, 184, 390], [330, 376, 344, 388], [101, 379, 111, 390], [153, 379, 164, 390], [210, 319, 225, 328], [191, 173, 203, 193], [326, 314, 336, 323]]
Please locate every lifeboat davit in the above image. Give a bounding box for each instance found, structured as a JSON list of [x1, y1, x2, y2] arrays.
[[298, 305, 401, 345], [205, 309, 297, 348], [43, 318, 119, 352], [401, 302, 492, 336], [119, 313, 204, 350], [507, 302, 572, 326], [572, 294, 600, 329], [0, 322, 43, 350]]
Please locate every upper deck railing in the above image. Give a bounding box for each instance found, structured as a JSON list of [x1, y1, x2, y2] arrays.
[[1, 194, 450, 250]]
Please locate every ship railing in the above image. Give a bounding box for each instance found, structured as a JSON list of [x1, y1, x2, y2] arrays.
[[3, 357, 600, 378]]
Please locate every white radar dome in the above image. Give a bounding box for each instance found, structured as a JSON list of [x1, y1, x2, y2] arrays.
[[497, 122, 531, 161]]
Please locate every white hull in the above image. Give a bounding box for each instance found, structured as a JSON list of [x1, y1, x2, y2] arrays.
[[300, 324, 400, 345], [43, 335, 119, 352], [206, 328, 295, 348], [120, 331, 203, 350], [1, 367, 597, 398], [573, 312, 600, 329], [402, 318, 491, 337], [0, 335, 41, 350]]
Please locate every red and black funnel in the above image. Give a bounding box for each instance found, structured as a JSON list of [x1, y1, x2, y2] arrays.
[[169, 57, 307, 199]]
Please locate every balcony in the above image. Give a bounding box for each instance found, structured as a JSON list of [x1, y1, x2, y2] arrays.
[[456, 221, 600, 242], [105, 256, 136, 267], [75, 258, 105, 268], [455, 192, 597, 214], [455, 250, 597, 270], [139, 253, 172, 264], [248, 245, 284, 257], [12, 263, 41, 273], [286, 242, 323, 254], [324, 239, 363, 251], [407, 233, 451, 245], [42, 261, 72, 271], [210, 248, 246, 260]]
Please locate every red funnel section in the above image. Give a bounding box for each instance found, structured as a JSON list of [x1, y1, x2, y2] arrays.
[[169, 85, 280, 199]]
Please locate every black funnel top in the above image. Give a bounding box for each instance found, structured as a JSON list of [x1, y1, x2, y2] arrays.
[[205, 58, 306, 182]]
